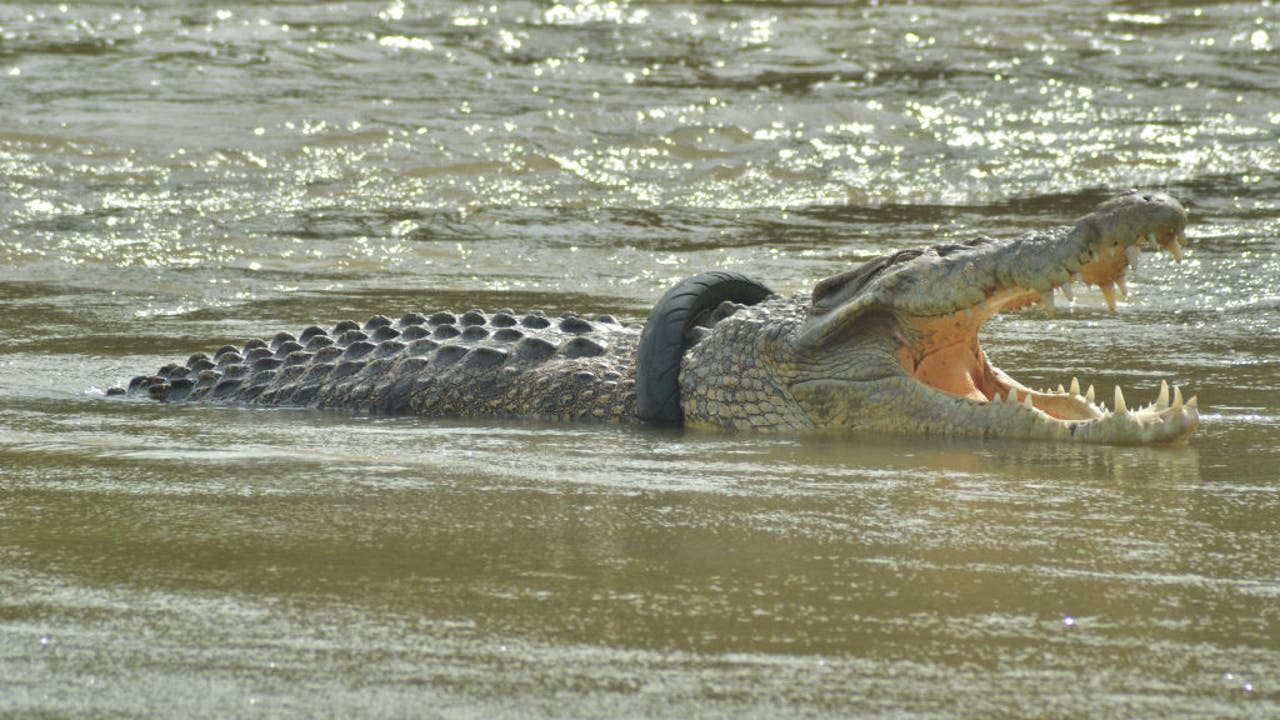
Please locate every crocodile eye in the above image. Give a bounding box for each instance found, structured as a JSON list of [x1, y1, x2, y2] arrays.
[[811, 249, 921, 314]]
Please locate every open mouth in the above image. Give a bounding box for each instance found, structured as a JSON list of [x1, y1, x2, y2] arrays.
[[893, 226, 1197, 427]]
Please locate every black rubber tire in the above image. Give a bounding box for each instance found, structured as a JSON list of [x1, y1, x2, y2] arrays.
[[636, 271, 774, 425]]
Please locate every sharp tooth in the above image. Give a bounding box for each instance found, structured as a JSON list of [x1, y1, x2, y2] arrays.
[[1057, 384, 1066, 393], [1100, 283, 1117, 312], [1114, 385, 1127, 413], [1126, 245, 1142, 269], [1187, 395, 1198, 409], [1060, 283, 1075, 301], [1156, 380, 1170, 409], [1172, 386, 1184, 413], [1070, 377, 1081, 395], [1023, 393, 1034, 410], [1086, 384, 1095, 404]]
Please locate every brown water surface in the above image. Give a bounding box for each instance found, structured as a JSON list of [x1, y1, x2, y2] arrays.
[[2, 1, 1278, 717]]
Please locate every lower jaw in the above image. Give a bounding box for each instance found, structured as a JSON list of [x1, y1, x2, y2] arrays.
[[909, 379, 1198, 444], [977, 365, 1104, 422], [908, 354, 1103, 423]]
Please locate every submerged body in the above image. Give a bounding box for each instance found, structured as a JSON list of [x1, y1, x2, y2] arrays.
[[120, 191, 1199, 444]]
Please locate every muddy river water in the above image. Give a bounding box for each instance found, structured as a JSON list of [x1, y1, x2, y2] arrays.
[[2, 1, 1279, 717]]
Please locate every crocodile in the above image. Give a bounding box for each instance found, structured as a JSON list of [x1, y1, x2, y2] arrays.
[[116, 191, 1199, 444]]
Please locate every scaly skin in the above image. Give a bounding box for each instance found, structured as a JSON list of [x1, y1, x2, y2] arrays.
[[124, 310, 643, 423], [120, 191, 1199, 444]]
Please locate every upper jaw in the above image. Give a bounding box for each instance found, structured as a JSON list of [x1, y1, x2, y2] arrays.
[[798, 191, 1188, 348]]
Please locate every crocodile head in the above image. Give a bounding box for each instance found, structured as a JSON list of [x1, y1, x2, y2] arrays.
[[789, 191, 1197, 443], [681, 191, 1198, 443]]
